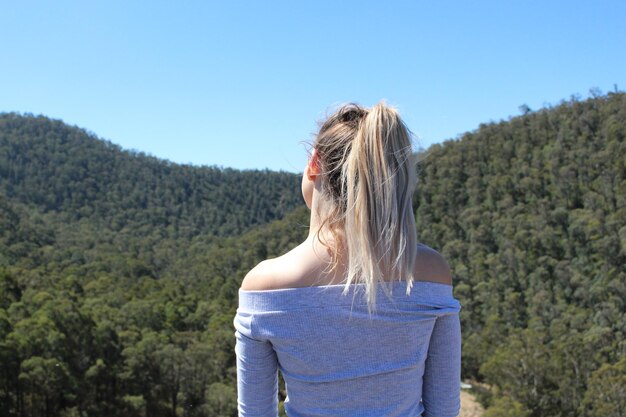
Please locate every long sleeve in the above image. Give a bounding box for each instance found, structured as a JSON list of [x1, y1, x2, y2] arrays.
[[234, 312, 279, 417], [421, 311, 462, 417], [236, 282, 461, 417]]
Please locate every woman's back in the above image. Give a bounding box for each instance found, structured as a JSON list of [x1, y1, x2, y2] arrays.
[[241, 241, 453, 292], [235, 244, 461, 417]]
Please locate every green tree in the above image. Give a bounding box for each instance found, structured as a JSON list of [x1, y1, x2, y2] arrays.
[[580, 357, 626, 417]]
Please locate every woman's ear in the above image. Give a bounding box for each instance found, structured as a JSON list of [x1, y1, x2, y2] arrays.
[[307, 149, 321, 180]]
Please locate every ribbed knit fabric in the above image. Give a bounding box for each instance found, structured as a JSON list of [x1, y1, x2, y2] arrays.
[[234, 280, 462, 417]]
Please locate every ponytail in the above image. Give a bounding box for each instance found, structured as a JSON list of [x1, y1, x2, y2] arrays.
[[315, 102, 417, 309]]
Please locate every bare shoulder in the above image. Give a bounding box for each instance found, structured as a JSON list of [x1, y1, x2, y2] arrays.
[[413, 243, 453, 286], [240, 240, 334, 290], [241, 259, 281, 291], [240, 243, 308, 291]]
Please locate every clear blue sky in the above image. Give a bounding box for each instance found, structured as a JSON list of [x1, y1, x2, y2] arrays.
[[1, 1, 624, 172]]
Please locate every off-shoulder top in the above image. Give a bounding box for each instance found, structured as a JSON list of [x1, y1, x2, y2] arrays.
[[234, 280, 462, 417]]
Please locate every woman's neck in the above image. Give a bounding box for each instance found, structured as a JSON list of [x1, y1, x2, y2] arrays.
[[307, 193, 339, 236]]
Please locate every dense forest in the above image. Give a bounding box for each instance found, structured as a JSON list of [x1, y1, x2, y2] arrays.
[[414, 91, 625, 416], [0, 113, 302, 239], [0, 92, 624, 417]]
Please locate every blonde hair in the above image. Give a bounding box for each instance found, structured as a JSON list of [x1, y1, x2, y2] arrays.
[[314, 102, 417, 308]]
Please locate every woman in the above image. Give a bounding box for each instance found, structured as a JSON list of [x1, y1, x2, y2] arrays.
[[234, 102, 461, 417]]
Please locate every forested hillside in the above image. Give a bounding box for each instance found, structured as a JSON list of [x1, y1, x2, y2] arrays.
[[0, 193, 309, 417], [414, 91, 625, 416], [0, 92, 624, 417], [0, 113, 302, 238]]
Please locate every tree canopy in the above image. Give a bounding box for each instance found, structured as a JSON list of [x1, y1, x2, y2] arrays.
[[0, 91, 624, 416]]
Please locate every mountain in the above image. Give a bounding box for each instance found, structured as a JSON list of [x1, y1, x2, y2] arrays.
[[0, 113, 303, 238], [0, 92, 624, 417], [413, 91, 625, 416]]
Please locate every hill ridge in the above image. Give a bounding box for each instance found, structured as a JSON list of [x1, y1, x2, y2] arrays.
[[0, 112, 303, 238]]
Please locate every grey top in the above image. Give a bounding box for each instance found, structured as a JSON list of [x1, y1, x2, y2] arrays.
[[234, 280, 462, 417]]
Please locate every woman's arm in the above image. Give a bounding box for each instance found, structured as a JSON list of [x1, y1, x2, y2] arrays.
[[421, 311, 462, 417], [234, 312, 279, 417]]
